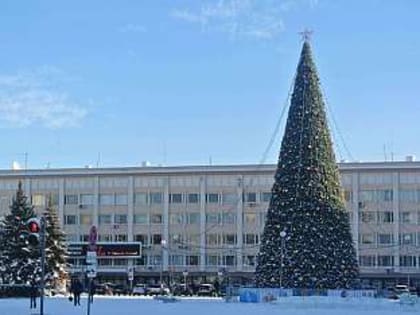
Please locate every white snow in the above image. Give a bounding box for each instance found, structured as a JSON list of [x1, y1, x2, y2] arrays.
[[0, 295, 417, 315]]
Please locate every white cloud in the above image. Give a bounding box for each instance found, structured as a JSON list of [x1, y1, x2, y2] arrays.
[[170, 0, 317, 41], [0, 67, 88, 129], [118, 24, 146, 34]]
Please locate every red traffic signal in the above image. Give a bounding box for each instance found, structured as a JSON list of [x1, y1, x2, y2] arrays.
[[27, 218, 41, 233]]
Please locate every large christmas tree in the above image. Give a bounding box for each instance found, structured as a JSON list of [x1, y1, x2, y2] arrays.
[[255, 39, 358, 289], [0, 181, 40, 284]]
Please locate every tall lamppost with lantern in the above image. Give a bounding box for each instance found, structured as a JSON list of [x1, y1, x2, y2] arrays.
[[279, 230, 287, 289]]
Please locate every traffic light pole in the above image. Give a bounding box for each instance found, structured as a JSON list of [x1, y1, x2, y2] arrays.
[[39, 216, 46, 315]]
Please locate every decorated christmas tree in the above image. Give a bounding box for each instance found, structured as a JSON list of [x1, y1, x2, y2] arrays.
[[255, 38, 358, 289], [0, 181, 40, 284]]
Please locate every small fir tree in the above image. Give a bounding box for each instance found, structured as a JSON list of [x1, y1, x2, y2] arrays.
[[255, 40, 359, 289], [44, 197, 68, 287]]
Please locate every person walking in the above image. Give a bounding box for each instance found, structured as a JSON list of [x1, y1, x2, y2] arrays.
[[71, 278, 83, 306], [88, 280, 96, 304], [29, 280, 38, 309]]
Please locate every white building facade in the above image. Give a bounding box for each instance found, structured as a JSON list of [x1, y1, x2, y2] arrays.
[[0, 162, 420, 287]]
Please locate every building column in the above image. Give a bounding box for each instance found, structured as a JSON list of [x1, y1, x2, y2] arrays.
[[236, 176, 244, 271], [127, 176, 134, 242], [351, 172, 359, 260], [58, 178, 65, 228], [392, 172, 400, 272], [199, 176, 206, 272], [163, 177, 169, 271], [93, 176, 99, 227]]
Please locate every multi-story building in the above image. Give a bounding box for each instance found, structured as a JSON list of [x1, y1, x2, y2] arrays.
[[0, 161, 420, 288]]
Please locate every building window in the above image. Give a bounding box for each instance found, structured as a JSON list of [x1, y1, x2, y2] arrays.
[[206, 193, 219, 204], [187, 193, 199, 204], [360, 234, 374, 245], [98, 259, 112, 266], [186, 213, 200, 224], [80, 234, 89, 242], [135, 234, 148, 245], [344, 190, 352, 202], [114, 259, 128, 266], [378, 255, 394, 267], [400, 256, 417, 267], [98, 234, 112, 242], [115, 194, 128, 205], [222, 212, 236, 224], [400, 189, 418, 202], [66, 234, 78, 242], [244, 234, 258, 245], [114, 234, 127, 242], [170, 255, 184, 266], [399, 233, 415, 245], [244, 192, 257, 203], [64, 215, 77, 225], [261, 192, 271, 203], [80, 194, 94, 205], [65, 194, 78, 205], [206, 234, 220, 246], [151, 214, 163, 224], [79, 214, 92, 225], [99, 194, 114, 205], [32, 194, 45, 207], [359, 189, 393, 202], [114, 214, 127, 224], [133, 214, 148, 224], [50, 194, 59, 206], [222, 193, 237, 204], [378, 211, 394, 223], [135, 193, 148, 205], [186, 255, 199, 266], [150, 192, 163, 204], [170, 193, 183, 204], [243, 255, 255, 266], [223, 255, 236, 266], [359, 212, 376, 223], [244, 213, 257, 225], [223, 234, 237, 245], [170, 213, 184, 225], [150, 255, 161, 266], [378, 233, 393, 245], [206, 255, 220, 266], [135, 256, 147, 266], [152, 234, 162, 245], [359, 255, 376, 267], [206, 213, 220, 224], [98, 214, 112, 224], [400, 212, 412, 224]]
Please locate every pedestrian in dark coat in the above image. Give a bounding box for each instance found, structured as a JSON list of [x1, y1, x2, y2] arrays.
[[29, 280, 38, 309], [71, 279, 83, 306]]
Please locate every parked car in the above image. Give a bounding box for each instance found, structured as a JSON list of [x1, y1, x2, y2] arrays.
[[172, 284, 193, 296], [146, 284, 170, 296], [109, 284, 129, 296], [132, 284, 147, 296], [197, 284, 217, 296]]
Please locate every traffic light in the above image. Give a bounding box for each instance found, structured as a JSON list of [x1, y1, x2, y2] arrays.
[[26, 218, 41, 246]]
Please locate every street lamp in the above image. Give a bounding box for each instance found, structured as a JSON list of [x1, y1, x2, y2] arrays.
[[183, 270, 188, 286], [160, 240, 167, 289], [279, 231, 287, 289]]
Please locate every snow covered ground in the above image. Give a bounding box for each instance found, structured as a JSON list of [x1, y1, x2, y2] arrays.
[[0, 295, 418, 315]]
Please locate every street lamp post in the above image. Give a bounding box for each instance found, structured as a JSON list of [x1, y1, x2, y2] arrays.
[[160, 240, 166, 290], [279, 231, 287, 289], [183, 270, 188, 287]]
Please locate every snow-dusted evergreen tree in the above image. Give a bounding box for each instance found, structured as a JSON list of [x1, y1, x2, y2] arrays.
[[255, 39, 358, 289], [0, 181, 40, 284], [44, 197, 68, 286]]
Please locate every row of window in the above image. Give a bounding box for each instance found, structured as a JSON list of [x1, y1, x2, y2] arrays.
[[359, 255, 419, 267], [68, 255, 257, 267], [63, 192, 272, 206], [358, 211, 420, 224], [64, 212, 266, 226], [359, 232, 420, 246], [67, 233, 260, 247]]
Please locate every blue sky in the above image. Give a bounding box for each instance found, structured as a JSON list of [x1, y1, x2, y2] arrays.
[[0, 0, 419, 169]]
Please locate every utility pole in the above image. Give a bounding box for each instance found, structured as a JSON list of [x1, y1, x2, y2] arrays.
[[39, 216, 46, 315], [279, 231, 287, 290]]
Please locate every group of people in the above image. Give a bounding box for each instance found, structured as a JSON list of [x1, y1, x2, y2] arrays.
[[70, 278, 96, 306]]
